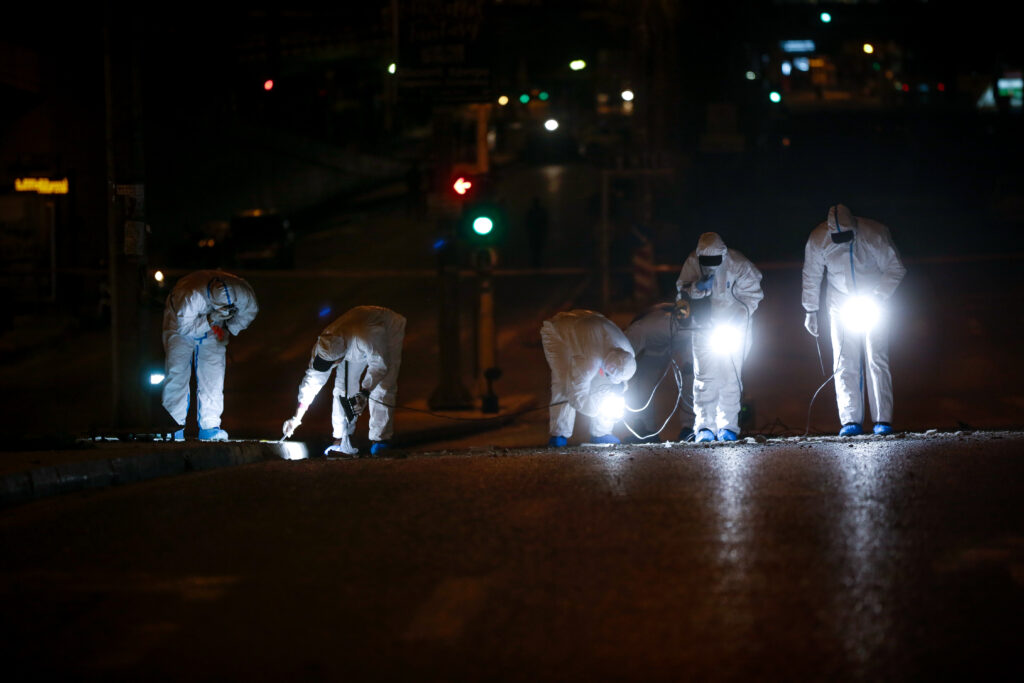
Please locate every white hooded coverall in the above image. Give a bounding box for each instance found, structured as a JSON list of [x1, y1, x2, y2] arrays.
[[293, 306, 406, 442], [541, 310, 637, 438], [802, 204, 906, 427], [162, 270, 259, 429], [676, 232, 763, 436]]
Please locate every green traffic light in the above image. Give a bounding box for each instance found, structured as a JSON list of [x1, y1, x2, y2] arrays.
[[472, 216, 494, 235]]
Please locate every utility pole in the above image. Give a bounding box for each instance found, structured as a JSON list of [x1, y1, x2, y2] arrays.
[[104, 4, 149, 430], [429, 107, 473, 410]]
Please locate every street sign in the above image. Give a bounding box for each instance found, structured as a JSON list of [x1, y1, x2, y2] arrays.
[[397, 0, 491, 103]]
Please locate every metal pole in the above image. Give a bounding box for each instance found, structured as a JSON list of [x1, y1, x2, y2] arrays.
[[476, 248, 498, 412], [600, 169, 610, 311]]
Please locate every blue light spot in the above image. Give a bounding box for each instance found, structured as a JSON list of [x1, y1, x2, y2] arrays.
[[432, 238, 448, 251], [318, 305, 332, 318]]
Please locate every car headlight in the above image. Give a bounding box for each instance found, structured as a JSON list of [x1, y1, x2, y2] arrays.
[[710, 324, 743, 356], [841, 295, 881, 333]]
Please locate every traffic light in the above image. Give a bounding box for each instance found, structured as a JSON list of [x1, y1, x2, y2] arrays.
[[460, 201, 504, 245], [452, 176, 473, 196]]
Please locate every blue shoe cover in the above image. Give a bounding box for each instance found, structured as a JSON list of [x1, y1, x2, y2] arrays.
[[370, 441, 390, 455], [838, 423, 863, 437], [548, 436, 568, 448], [873, 423, 893, 435], [589, 434, 621, 445], [695, 428, 716, 443], [198, 427, 228, 441], [172, 428, 185, 441], [717, 429, 738, 442]]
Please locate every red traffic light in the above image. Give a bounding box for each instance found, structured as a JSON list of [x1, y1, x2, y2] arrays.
[[453, 176, 473, 195]]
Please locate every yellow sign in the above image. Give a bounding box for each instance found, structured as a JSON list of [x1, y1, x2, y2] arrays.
[[15, 177, 69, 195]]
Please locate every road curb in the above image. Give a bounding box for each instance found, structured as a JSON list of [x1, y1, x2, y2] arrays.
[[0, 402, 537, 508], [0, 442, 291, 510]]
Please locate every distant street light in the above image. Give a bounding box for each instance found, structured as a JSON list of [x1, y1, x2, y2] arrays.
[[570, 59, 587, 71], [863, 43, 874, 54], [746, 71, 757, 80], [519, 93, 530, 104], [769, 91, 782, 103], [388, 62, 397, 74], [621, 89, 634, 101], [263, 79, 274, 91], [820, 12, 832, 23], [544, 119, 559, 131], [498, 95, 509, 106]]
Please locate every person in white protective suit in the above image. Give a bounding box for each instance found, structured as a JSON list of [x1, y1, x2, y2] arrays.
[[162, 270, 259, 441], [282, 306, 406, 456], [676, 232, 763, 443], [540, 309, 637, 447], [802, 204, 906, 436], [624, 302, 694, 443]]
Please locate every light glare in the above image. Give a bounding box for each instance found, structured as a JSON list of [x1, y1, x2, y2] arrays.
[[388, 62, 396, 74], [769, 91, 782, 103], [544, 119, 559, 131], [863, 43, 874, 54], [841, 296, 881, 333], [710, 324, 743, 356], [154, 270, 165, 283], [621, 89, 634, 101], [598, 394, 625, 421], [570, 59, 587, 71], [149, 372, 166, 385], [498, 95, 509, 106], [280, 442, 309, 461]]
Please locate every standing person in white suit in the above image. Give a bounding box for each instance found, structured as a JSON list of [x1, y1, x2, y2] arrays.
[[801, 204, 906, 436], [162, 270, 259, 441], [282, 306, 406, 456], [676, 232, 763, 443], [540, 309, 637, 447]]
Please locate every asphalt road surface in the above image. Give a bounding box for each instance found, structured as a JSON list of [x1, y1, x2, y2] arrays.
[[2, 431, 1022, 681]]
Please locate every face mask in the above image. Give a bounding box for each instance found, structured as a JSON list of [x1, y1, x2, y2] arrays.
[[830, 230, 854, 244]]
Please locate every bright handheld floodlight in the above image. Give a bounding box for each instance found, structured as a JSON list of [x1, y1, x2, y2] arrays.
[[710, 324, 743, 356], [598, 393, 626, 421], [841, 295, 881, 333]]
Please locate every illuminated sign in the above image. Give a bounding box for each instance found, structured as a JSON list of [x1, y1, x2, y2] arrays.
[[781, 40, 815, 53], [997, 77, 1023, 95], [15, 177, 69, 195]]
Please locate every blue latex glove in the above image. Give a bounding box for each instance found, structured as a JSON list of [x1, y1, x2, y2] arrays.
[[696, 275, 714, 292]]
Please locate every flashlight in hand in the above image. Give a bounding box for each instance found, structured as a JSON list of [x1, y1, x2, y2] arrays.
[[598, 393, 626, 421]]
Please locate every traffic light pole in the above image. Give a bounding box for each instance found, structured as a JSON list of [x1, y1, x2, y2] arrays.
[[474, 248, 499, 413], [429, 217, 474, 411]]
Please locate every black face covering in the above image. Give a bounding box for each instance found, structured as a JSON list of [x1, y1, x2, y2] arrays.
[[830, 230, 854, 244], [698, 254, 723, 266]]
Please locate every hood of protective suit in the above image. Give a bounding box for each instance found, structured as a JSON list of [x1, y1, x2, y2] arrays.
[[827, 204, 856, 233], [207, 276, 236, 310], [602, 347, 636, 384], [696, 232, 728, 257]]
